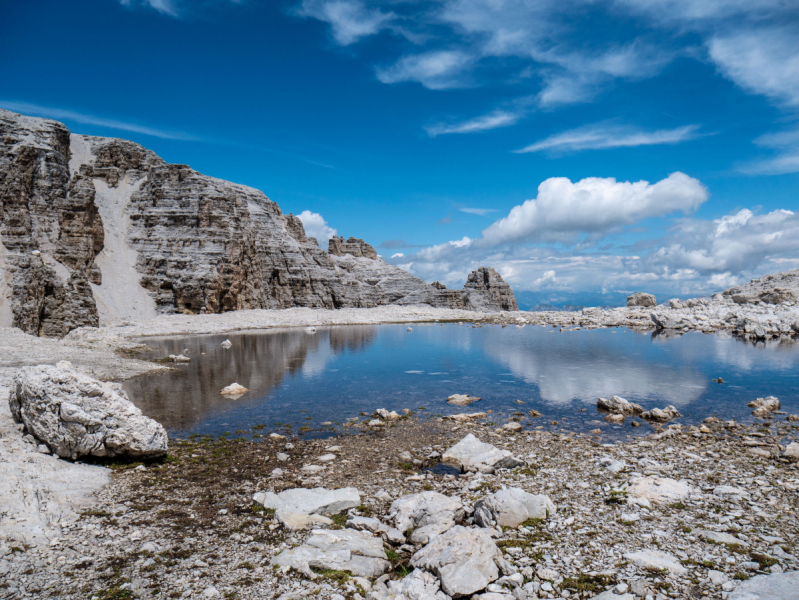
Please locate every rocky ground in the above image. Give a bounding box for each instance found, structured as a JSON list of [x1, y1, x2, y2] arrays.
[[1, 288, 798, 600], [1, 411, 797, 600]]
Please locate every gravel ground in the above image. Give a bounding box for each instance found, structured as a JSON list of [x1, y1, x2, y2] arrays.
[[1, 412, 797, 599]]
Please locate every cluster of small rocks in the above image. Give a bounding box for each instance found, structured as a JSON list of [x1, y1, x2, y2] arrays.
[[2, 401, 796, 600]]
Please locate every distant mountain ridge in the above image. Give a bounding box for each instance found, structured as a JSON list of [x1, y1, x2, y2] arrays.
[[0, 109, 517, 337]]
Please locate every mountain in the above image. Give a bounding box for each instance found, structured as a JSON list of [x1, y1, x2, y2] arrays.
[[0, 109, 517, 337]]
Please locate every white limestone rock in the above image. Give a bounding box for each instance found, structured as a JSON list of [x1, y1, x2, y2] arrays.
[[410, 525, 501, 597], [696, 530, 749, 548], [390, 491, 464, 545], [641, 405, 682, 422], [623, 550, 687, 575], [627, 477, 693, 507], [597, 396, 644, 416], [473, 487, 556, 528], [729, 571, 799, 600], [276, 510, 333, 531], [627, 292, 656, 307], [367, 569, 451, 600], [441, 434, 524, 473], [271, 528, 389, 579], [8, 361, 167, 459], [446, 395, 480, 407], [253, 487, 360, 516]]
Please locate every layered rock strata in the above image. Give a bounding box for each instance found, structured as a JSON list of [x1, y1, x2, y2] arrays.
[[0, 109, 517, 336]]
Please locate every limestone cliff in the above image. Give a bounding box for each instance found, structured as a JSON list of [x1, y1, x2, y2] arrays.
[[0, 109, 517, 336]]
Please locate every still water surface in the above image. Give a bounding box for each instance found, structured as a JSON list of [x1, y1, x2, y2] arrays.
[[123, 323, 799, 438]]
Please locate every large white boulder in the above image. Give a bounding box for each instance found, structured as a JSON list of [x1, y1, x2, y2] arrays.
[[272, 528, 389, 579], [253, 487, 360, 516], [367, 569, 452, 600], [441, 434, 524, 473], [8, 361, 167, 459], [729, 571, 799, 600], [474, 487, 556, 528], [597, 396, 643, 416], [390, 491, 464, 544], [411, 525, 500, 597]]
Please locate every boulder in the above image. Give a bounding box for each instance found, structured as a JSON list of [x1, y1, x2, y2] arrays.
[[220, 383, 248, 396], [271, 528, 389, 579], [640, 405, 681, 422], [597, 396, 644, 416], [8, 361, 167, 459], [650, 313, 680, 329], [748, 397, 780, 418], [473, 487, 555, 528], [347, 516, 389, 534], [367, 569, 451, 600], [627, 477, 693, 507], [782, 442, 799, 462], [729, 571, 799, 599], [253, 487, 360, 516], [604, 414, 625, 424], [390, 491, 464, 545], [446, 395, 480, 407], [410, 525, 501, 597], [374, 408, 401, 420], [623, 550, 686, 575], [627, 293, 656, 307], [442, 434, 524, 473]]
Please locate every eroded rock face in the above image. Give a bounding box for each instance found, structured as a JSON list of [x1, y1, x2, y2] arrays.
[[8, 361, 167, 459], [390, 491, 465, 544], [627, 293, 656, 307], [473, 487, 556, 528], [1, 109, 518, 336]]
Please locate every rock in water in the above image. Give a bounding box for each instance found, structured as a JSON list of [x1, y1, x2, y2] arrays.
[[627, 292, 657, 307], [410, 525, 501, 597], [220, 383, 248, 396], [8, 361, 167, 459], [446, 394, 481, 406], [442, 434, 524, 473], [748, 396, 780, 418], [0, 108, 518, 337], [640, 405, 682, 422], [597, 396, 644, 416]]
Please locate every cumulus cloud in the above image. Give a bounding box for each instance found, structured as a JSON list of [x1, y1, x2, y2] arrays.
[[481, 172, 708, 245], [296, 0, 396, 46], [516, 123, 701, 154], [296, 210, 337, 242]]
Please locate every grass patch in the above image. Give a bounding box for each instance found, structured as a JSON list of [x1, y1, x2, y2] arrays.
[[750, 553, 779, 569], [331, 513, 348, 528], [311, 568, 352, 585], [561, 574, 615, 592], [733, 572, 750, 581]]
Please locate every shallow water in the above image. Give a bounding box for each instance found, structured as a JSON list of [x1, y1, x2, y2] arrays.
[[123, 323, 799, 439]]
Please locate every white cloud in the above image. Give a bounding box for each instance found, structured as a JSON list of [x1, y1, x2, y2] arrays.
[[459, 208, 498, 216], [516, 123, 701, 154], [391, 252, 405, 258], [376, 51, 474, 90], [296, 210, 338, 242], [296, 0, 395, 46], [708, 27, 799, 108], [0, 100, 201, 140], [426, 110, 520, 136], [481, 172, 708, 245]]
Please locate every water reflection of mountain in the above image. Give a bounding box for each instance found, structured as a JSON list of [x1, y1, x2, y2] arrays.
[[123, 326, 377, 430]]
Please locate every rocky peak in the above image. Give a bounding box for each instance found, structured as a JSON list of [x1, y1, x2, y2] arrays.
[[1, 109, 518, 336], [462, 266, 519, 311], [328, 236, 378, 260]]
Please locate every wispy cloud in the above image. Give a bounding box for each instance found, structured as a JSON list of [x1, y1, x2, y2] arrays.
[[119, 0, 179, 17], [296, 0, 396, 46], [426, 110, 521, 137], [738, 126, 799, 175], [460, 208, 498, 216], [376, 50, 473, 90], [516, 123, 702, 154], [0, 100, 202, 141]]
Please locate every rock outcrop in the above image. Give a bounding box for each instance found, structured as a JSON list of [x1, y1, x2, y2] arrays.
[[0, 109, 517, 336], [627, 292, 656, 307], [8, 361, 167, 459]]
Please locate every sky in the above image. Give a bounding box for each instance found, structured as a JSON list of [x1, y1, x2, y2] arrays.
[[2, 0, 798, 306]]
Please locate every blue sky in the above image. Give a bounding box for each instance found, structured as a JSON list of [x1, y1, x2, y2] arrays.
[[2, 0, 798, 304]]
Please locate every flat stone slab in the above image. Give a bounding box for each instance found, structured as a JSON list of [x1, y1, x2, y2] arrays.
[[276, 510, 333, 531], [696, 529, 750, 548], [442, 434, 524, 473], [627, 477, 693, 507], [623, 550, 687, 575], [729, 571, 799, 600], [253, 487, 360, 516], [272, 528, 389, 579], [411, 525, 500, 598], [474, 487, 556, 528]]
